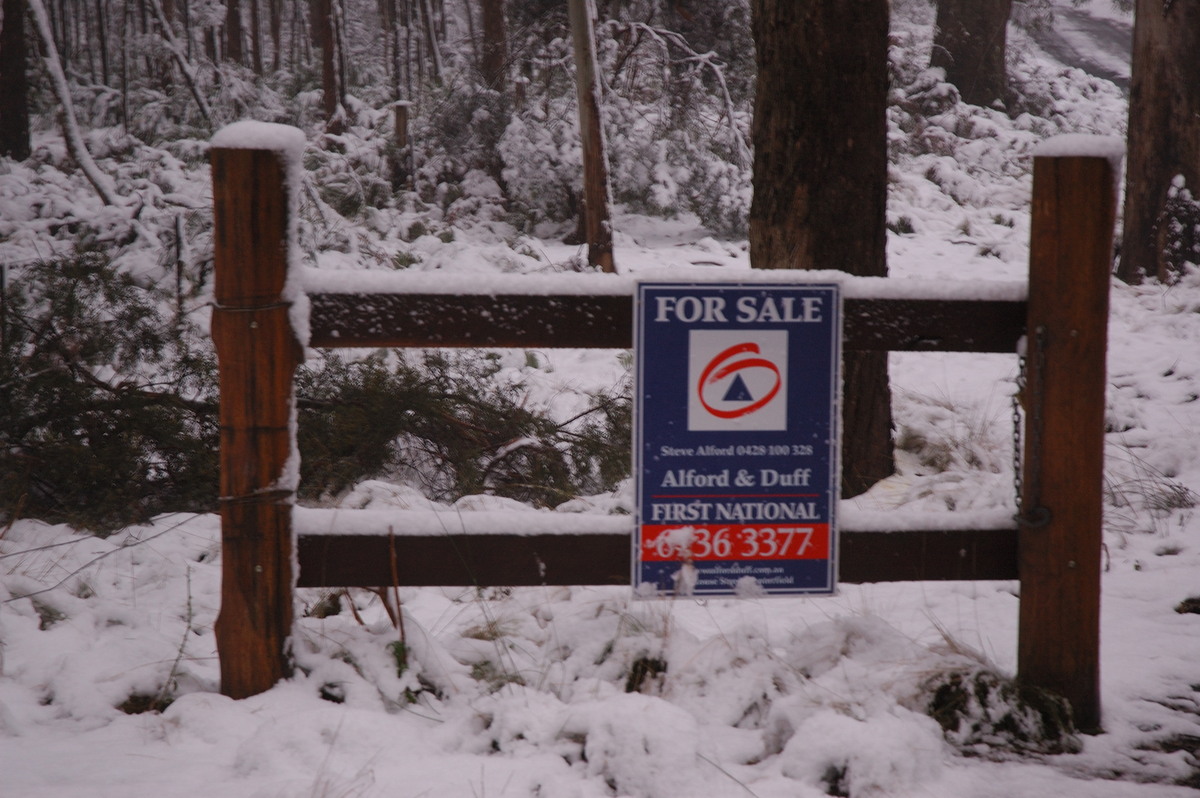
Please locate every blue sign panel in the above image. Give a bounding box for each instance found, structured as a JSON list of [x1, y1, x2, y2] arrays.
[[634, 283, 841, 597]]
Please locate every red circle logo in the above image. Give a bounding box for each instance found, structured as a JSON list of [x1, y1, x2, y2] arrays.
[[697, 342, 782, 419]]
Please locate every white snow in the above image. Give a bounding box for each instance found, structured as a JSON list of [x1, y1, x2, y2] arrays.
[[302, 265, 1028, 301], [295, 506, 1016, 537], [211, 120, 308, 157], [294, 506, 632, 536], [1036, 134, 1126, 192], [1035, 133, 1124, 160], [839, 507, 1015, 532]]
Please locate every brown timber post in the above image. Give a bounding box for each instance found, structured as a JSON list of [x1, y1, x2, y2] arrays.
[[210, 135, 303, 699], [1018, 144, 1121, 733]]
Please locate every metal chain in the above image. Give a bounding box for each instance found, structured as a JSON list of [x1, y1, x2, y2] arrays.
[[1011, 344, 1026, 513], [1013, 326, 1051, 528]]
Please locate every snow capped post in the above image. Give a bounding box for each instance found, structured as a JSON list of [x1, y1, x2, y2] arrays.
[[209, 122, 307, 700], [1018, 135, 1123, 734]]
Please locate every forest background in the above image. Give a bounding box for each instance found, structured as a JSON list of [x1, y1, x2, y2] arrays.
[[0, 0, 1157, 531]]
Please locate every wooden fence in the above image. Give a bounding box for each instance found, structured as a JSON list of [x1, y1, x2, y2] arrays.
[[209, 127, 1118, 733]]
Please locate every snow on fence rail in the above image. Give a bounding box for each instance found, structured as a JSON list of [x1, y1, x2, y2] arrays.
[[209, 122, 1119, 733], [292, 507, 1022, 589]]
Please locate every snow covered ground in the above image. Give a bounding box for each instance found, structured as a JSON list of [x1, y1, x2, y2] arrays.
[[5, 228, 1200, 797], [3, 5, 1200, 798]]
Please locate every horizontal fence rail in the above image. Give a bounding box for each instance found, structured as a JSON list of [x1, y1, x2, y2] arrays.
[[308, 292, 1028, 352], [296, 528, 1021, 587], [294, 509, 1020, 588]]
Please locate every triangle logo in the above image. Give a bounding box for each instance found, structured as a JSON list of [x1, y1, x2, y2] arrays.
[[722, 373, 754, 402]]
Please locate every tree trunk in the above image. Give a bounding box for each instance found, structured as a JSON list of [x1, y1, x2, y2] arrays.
[[0, 0, 30, 160], [249, 0, 263, 74], [269, 0, 281, 71], [463, 0, 479, 74], [138, 0, 154, 80], [333, 0, 349, 108], [51, 0, 66, 69], [81, 0, 95, 82], [749, 0, 893, 498], [1117, 0, 1200, 284], [226, 0, 244, 64], [929, 0, 1013, 108], [568, 0, 615, 273], [383, 0, 411, 188], [420, 0, 442, 82], [315, 0, 341, 130], [94, 0, 109, 83], [480, 0, 506, 90], [181, 0, 192, 61], [121, 0, 131, 127]]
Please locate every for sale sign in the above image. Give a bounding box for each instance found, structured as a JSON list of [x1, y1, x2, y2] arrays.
[[634, 283, 841, 597]]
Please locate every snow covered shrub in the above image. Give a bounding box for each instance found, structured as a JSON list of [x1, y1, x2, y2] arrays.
[[565, 377, 632, 498], [0, 253, 219, 533], [306, 113, 398, 219], [1104, 442, 1198, 538], [498, 111, 582, 229], [0, 254, 627, 530], [596, 13, 753, 236], [413, 87, 511, 201], [496, 1, 754, 236], [1160, 177, 1200, 278], [775, 709, 947, 797], [885, 0, 1126, 249], [295, 350, 629, 506], [890, 391, 1015, 513], [924, 667, 1081, 756], [568, 693, 702, 797], [680, 155, 753, 238], [894, 392, 1007, 476]]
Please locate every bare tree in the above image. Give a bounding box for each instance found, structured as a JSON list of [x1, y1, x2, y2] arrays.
[[315, 0, 344, 130], [569, 0, 615, 273], [0, 0, 30, 160], [749, 0, 893, 497], [420, 0, 442, 82], [1117, 0, 1200, 283], [226, 0, 244, 64], [269, 0, 282, 71], [480, 0, 506, 89], [93, 0, 110, 84], [249, 0, 263, 74]]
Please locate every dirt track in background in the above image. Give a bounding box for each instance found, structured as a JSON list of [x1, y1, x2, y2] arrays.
[[1028, 4, 1133, 92]]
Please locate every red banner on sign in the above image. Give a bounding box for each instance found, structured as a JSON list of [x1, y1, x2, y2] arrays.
[[640, 524, 829, 562]]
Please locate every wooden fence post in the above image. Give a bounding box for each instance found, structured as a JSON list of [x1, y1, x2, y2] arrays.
[[210, 126, 304, 699], [1018, 140, 1121, 733]]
